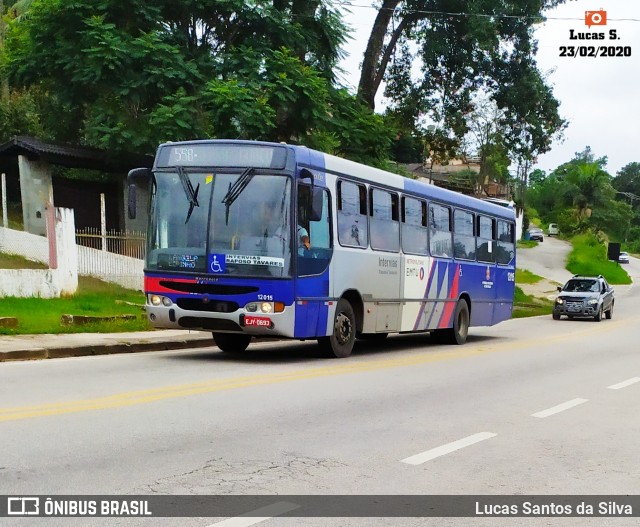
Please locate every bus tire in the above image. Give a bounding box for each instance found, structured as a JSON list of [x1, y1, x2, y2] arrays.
[[432, 299, 470, 345], [318, 298, 356, 358], [213, 333, 252, 353]]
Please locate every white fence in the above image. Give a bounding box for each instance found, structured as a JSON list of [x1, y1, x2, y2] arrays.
[[0, 221, 144, 292], [75, 228, 145, 290]]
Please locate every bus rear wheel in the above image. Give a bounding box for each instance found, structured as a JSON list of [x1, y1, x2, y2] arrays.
[[318, 298, 356, 358], [213, 333, 252, 353], [431, 299, 470, 345]]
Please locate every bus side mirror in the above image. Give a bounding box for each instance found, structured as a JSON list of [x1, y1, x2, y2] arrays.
[[310, 188, 323, 221], [127, 167, 150, 220], [128, 184, 137, 219]]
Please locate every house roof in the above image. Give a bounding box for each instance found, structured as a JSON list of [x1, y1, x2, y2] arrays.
[[0, 135, 154, 173]]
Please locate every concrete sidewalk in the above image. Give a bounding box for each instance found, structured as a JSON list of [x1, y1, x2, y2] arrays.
[[0, 330, 215, 362]]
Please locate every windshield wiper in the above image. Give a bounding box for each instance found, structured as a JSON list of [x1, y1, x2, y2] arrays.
[[177, 166, 200, 224], [222, 167, 255, 225]]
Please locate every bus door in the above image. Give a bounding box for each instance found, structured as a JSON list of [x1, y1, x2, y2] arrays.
[[294, 185, 333, 338]]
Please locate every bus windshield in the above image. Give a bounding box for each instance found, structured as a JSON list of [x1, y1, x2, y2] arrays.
[[146, 171, 292, 277]]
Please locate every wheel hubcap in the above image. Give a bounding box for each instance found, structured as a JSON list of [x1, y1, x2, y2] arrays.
[[335, 312, 352, 345]]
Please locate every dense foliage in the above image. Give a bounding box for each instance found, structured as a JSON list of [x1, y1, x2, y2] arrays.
[[0, 0, 567, 175]]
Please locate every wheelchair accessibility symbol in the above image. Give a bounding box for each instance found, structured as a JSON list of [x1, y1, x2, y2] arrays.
[[208, 254, 226, 274]]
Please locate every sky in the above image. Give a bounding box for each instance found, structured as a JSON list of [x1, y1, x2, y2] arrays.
[[337, 0, 640, 177]]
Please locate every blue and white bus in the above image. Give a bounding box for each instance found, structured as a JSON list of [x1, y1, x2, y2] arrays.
[[128, 140, 516, 358]]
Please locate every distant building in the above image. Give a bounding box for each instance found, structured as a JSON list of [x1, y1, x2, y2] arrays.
[[405, 156, 511, 200]]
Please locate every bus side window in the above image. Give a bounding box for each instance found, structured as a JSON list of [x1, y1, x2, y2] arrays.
[[370, 188, 399, 252], [401, 196, 428, 255], [337, 180, 368, 248], [476, 215, 495, 263], [429, 203, 452, 257], [496, 220, 515, 264], [453, 209, 475, 260]]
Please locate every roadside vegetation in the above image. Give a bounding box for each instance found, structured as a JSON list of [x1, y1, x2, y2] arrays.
[[0, 269, 148, 335], [513, 269, 553, 318], [566, 233, 631, 284], [513, 286, 553, 319]]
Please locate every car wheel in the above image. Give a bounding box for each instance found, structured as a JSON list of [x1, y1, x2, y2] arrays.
[[594, 305, 603, 322], [605, 303, 613, 320], [552, 313, 561, 320]]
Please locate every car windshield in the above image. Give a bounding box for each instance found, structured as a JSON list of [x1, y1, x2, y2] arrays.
[[563, 279, 599, 293]]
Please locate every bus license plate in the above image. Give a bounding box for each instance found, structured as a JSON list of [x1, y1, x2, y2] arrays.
[[244, 316, 272, 328]]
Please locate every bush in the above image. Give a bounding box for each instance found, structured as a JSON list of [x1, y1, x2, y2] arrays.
[[566, 232, 631, 284]]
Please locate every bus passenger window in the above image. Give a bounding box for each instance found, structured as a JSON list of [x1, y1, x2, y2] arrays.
[[337, 180, 368, 248], [476, 215, 495, 263], [454, 210, 475, 260], [496, 221, 515, 264], [370, 188, 399, 252], [429, 203, 452, 257], [401, 197, 428, 255]]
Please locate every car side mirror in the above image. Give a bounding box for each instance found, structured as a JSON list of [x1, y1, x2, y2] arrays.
[[557, 286, 562, 292]]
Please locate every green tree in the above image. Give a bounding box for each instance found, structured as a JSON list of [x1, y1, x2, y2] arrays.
[[358, 0, 567, 165], [3, 0, 370, 155]]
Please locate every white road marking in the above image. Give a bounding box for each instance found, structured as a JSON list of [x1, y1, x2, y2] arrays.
[[401, 432, 497, 465], [607, 377, 640, 390], [205, 502, 300, 527], [531, 398, 588, 418]]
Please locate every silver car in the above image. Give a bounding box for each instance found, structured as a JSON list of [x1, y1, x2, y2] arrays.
[[618, 251, 630, 264]]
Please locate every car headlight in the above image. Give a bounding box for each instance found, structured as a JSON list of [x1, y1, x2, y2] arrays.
[[555, 298, 564, 305], [588, 299, 598, 305]]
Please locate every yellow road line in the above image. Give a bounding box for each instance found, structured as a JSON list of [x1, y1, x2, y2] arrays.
[[0, 317, 631, 423]]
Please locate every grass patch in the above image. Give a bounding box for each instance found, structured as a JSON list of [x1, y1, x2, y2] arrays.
[[0, 276, 150, 335], [513, 285, 553, 318], [517, 240, 538, 249], [516, 268, 543, 284], [566, 233, 631, 285], [0, 252, 48, 270]]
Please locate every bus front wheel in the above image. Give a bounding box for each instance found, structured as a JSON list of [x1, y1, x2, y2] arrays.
[[213, 333, 252, 353], [318, 298, 356, 358], [431, 299, 469, 345]]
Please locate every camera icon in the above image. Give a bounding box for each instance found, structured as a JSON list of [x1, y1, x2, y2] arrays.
[[585, 9, 607, 27]]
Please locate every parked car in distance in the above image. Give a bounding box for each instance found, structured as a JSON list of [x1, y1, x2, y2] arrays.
[[553, 275, 614, 321], [618, 251, 630, 264], [527, 227, 544, 242], [548, 223, 559, 236]]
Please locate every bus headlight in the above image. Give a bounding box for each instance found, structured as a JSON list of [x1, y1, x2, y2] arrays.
[[244, 302, 285, 313], [149, 295, 172, 307]]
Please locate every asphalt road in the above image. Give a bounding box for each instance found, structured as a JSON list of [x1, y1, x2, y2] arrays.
[[1, 249, 639, 527], [516, 236, 574, 284]]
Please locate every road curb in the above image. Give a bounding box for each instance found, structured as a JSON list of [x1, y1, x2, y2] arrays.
[[0, 338, 214, 362]]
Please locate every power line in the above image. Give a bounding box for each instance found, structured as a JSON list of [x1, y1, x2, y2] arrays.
[[333, 1, 640, 23]]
